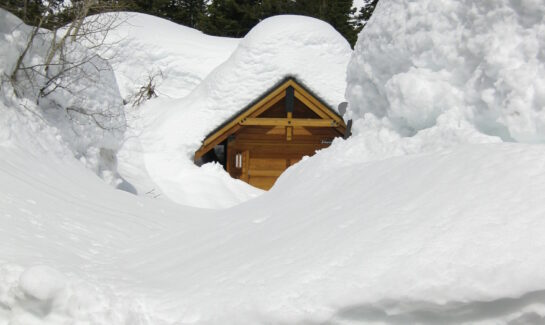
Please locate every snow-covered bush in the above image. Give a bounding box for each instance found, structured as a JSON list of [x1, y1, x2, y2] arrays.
[[346, 0, 545, 143], [0, 9, 126, 182]]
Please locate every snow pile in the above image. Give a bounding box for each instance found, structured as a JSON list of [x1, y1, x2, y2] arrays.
[[102, 13, 240, 100], [137, 15, 352, 207], [346, 0, 545, 143], [0, 9, 125, 181]]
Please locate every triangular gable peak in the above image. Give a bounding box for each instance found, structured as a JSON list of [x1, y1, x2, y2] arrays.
[[195, 77, 346, 160]]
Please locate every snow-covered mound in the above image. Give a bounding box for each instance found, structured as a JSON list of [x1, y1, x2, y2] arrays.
[[102, 13, 240, 99], [136, 15, 352, 208], [0, 9, 125, 181], [0, 147, 195, 324], [347, 0, 545, 142], [3, 141, 545, 324]]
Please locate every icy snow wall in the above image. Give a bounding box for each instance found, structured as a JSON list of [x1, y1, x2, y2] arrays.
[[141, 15, 352, 208], [347, 0, 545, 142]]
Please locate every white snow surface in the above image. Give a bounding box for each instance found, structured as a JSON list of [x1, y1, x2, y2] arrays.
[[347, 0, 545, 143], [2, 142, 545, 324], [2, 2, 545, 325]]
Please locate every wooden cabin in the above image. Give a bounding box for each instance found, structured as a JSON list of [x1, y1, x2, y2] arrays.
[[194, 77, 348, 190]]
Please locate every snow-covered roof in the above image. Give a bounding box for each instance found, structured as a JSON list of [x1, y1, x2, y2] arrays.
[[202, 75, 344, 140], [187, 16, 346, 133], [183, 14, 352, 139]]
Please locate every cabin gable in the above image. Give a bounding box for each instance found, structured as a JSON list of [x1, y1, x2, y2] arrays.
[[194, 77, 347, 190]]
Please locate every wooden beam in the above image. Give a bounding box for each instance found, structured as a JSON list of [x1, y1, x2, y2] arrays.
[[195, 90, 287, 160], [291, 86, 346, 128], [195, 78, 348, 161], [293, 89, 330, 120], [201, 91, 286, 148], [240, 118, 339, 127], [194, 125, 241, 160], [286, 111, 293, 141]]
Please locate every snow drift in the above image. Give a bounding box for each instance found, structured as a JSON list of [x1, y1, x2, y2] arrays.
[[3, 141, 545, 324], [347, 0, 545, 143]]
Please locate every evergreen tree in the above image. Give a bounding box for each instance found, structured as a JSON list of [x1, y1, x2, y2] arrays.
[[128, 0, 206, 29], [199, 0, 377, 47], [0, 0, 380, 47], [358, 0, 379, 23], [293, 0, 358, 45], [200, 0, 261, 37]]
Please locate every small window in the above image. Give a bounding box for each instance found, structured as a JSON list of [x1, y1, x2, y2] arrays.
[[235, 153, 242, 168]]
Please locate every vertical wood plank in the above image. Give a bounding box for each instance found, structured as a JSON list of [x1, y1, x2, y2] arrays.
[[241, 150, 250, 182]]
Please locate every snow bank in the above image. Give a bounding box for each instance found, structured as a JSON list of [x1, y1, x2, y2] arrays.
[[347, 0, 545, 143], [137, 15, 352, 207], [4, 140, 545, 324], [101, 12, 240, 100], [3, 116, 545, 325]]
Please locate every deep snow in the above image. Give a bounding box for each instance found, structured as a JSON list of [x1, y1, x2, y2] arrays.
[[3, 142, 545, 324], [2, 0, 545, 324], [346, 0, 545, 143]]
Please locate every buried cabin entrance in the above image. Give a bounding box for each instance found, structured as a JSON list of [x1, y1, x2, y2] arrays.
[[194, 77, 348, 190]]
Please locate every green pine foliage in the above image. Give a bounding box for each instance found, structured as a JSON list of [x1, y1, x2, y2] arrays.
[[199, 0, 379, 47], [128, 0, 207, 29], [200, 0, 261, 37], [0, 0, 379, 46]]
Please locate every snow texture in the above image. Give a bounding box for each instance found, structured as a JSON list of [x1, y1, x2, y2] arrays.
[[347, 0, 545, 143], [19, 266, 66, 301], [2, 1, 545, 324]]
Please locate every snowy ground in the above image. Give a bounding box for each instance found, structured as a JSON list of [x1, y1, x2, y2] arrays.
[[3, 141, 545, 324], [2, 0, 545, 324]]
